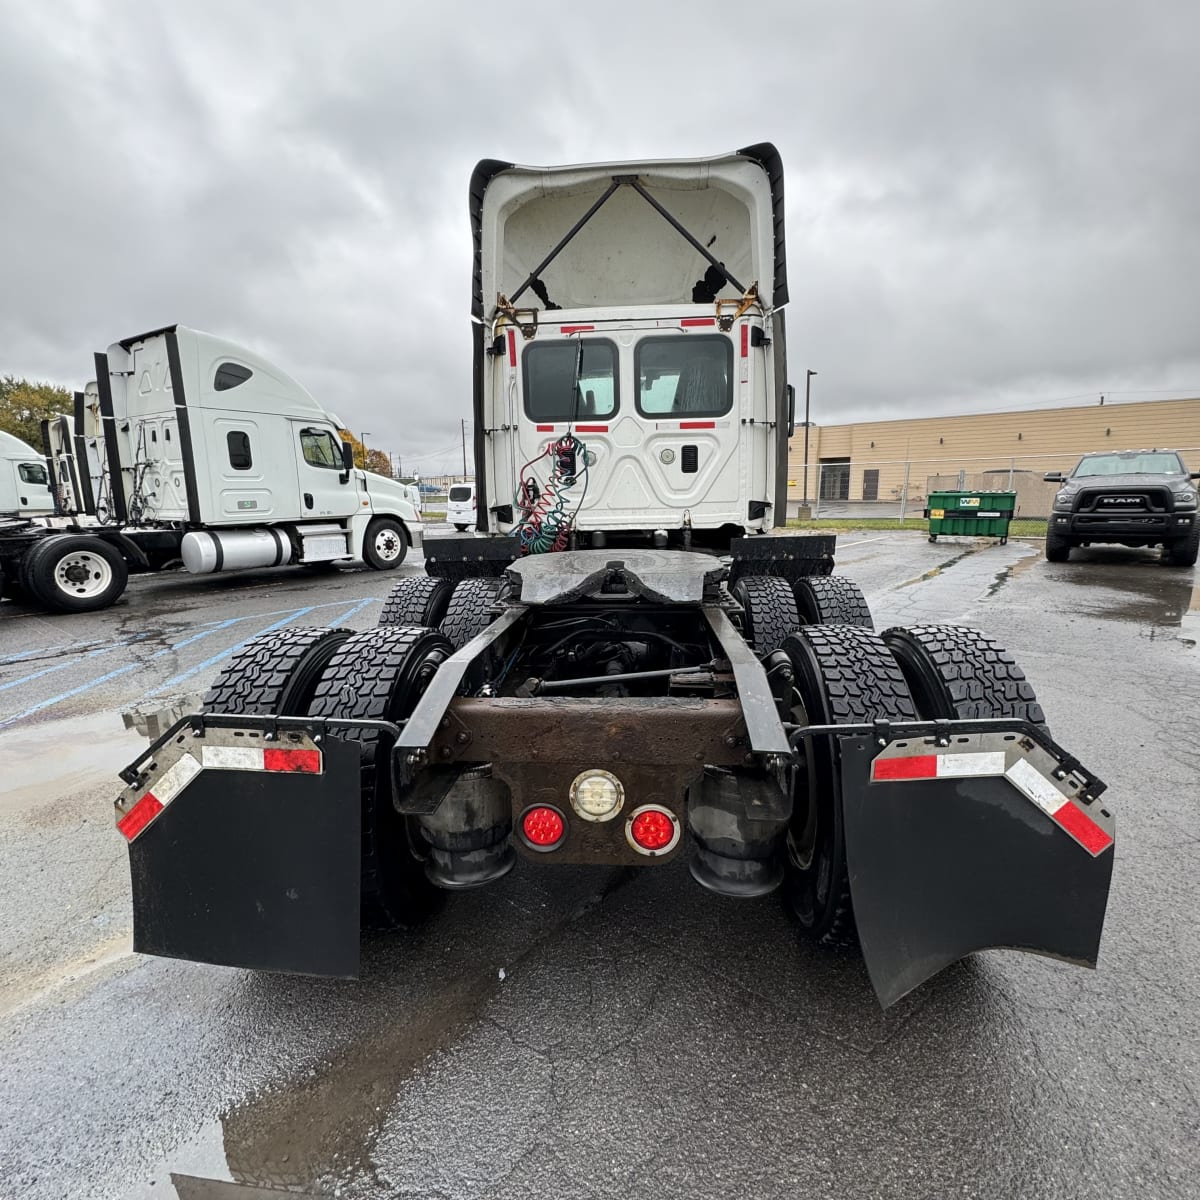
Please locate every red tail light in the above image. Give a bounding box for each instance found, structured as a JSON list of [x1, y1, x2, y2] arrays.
[[626, 806, 680, 855], [522, 805, 565, 848]]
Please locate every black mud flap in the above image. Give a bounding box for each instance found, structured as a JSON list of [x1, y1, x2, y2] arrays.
[[119, 730, 362, 977], [839, 729, 1115, 1008]]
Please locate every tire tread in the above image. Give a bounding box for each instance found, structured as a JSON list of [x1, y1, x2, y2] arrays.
[[794, 575, 873, 629], [734, 575, 801, 655], [782, 625, 916, 947], [882, 623, 1046, 726], [440, 577, 504, 648], [202, 627, 350, 715], [308, 626, 448, 928]]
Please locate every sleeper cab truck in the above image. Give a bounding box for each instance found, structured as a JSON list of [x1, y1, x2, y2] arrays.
[[0, 326, 422, 613]]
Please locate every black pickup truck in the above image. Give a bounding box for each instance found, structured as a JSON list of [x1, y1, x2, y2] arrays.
[[1044, 449, 1199, 565]]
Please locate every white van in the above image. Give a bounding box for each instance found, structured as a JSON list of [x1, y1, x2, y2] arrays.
[[446, 481, 476, 531]]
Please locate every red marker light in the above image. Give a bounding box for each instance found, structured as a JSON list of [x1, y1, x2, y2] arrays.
[[629, 808, 677, 852], [522, 806, 565, 847]]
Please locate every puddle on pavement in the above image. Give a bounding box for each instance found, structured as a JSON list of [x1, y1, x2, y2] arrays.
[[0, 710, 144, 815], [985, 548, 1040, 597], [896, 546, 978, 588], [115, 964, 496, 1200], [218, 967, 499, 1193], [1071, 573, 1197, 628], [127, 874, 634, 1199], [1177, 580, 1200, 644], [122, 969, 501, 1199]]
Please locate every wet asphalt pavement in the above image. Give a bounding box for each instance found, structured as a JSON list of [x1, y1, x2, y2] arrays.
[[0, 531, 1197, 1199]]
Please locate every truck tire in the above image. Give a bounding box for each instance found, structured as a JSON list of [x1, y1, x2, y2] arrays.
[[440, 576, 505, 649], [881, 624, 1047, 730], [378, 575, 454, 628], [781, 625, 918, 947], [1045, 532, 1071, 562], [732, 575, 801, 655], [203, 627, 352, 715], [307, 626, 454, 929], [793, 575, 873, 629], [22, 534, 129, 613], [1164, 525, 1199, 567], [363, 516, 408, 570]]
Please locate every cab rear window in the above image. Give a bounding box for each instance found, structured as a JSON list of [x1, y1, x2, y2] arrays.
[[636, 335, 732, 418], [448, 486, 473, 502], [522, 339, 618, 422]]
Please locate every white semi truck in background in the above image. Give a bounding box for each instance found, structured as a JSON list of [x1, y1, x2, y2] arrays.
[[0, 325, 422, 612], [0, 431, 54, 518]]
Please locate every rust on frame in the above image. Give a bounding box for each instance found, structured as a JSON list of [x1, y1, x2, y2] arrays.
[[431, 696, 749, 767]]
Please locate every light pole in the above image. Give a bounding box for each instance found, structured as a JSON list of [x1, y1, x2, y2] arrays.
[[360, 432, 371, 470], [802, 370, 817, 508]]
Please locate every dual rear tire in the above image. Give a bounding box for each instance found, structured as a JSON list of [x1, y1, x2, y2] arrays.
[[780, 621, 1046, 947], [734, 572, 872, 656], [204, 624, 453, 930]]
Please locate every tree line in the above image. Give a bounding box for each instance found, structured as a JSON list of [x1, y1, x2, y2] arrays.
[[0, 377, 70, 447]]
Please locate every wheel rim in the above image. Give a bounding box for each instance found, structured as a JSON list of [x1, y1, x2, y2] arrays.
[[53, 551, 113, 598], [373, 528, 403, 561]]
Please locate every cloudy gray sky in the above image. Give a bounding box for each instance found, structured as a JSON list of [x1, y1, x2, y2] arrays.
[[3, 0, 1198, 474]]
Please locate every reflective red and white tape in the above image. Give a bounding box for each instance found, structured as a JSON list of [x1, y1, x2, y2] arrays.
[[871, 751, 1113, 856], [117, 745, 322, 842]]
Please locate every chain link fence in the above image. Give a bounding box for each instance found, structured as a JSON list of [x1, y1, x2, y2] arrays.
[[789, 447, 1200, 531]]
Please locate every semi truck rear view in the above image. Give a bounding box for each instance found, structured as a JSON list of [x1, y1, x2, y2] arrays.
[[114, 144, 1115, 1009]]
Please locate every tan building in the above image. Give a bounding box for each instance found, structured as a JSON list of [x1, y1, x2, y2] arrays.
[[786, 396, 1200, 514]]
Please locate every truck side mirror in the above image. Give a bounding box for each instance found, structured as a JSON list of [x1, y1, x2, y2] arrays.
[[339, 440, 354, 483], [786, 383, 796, 438], [1043, 471, 1065, 483], [1190, 472, 1200, 481]]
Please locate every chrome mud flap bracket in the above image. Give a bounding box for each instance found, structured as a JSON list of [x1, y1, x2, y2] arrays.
[[116, 719, 364, 977], [836, 722, 1116, 1008]]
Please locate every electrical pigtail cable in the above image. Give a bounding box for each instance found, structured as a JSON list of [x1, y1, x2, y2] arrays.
[[513, 433, 589, 554], [513, 333, 589, 554]]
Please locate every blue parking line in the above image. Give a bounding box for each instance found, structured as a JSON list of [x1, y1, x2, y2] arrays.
[[0, 661, 144, 730], [0, 635, 154, 693], [0, 640, 105, 666], [326, 596, 378, 626], [144, 606, 319, 696], [0, 614, 310, 728], [0, 595, 381, 728]]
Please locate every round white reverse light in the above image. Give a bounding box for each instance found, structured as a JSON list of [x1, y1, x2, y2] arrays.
[[569, 769, 625, 822]]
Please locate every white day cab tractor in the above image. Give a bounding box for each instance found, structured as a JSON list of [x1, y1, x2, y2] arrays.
[[114, 146, 1114, 1008], [0, 430, 54, 518], [0, 327, 422, 612]]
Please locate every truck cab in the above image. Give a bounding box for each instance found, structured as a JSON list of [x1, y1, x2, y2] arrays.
[[0, 432, 53, 517], [89, 326, 423, 570], [472, 147, 790, 548]]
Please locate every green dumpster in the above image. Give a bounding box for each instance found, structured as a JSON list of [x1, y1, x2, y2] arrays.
[[925, 490, 1017, 544]]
